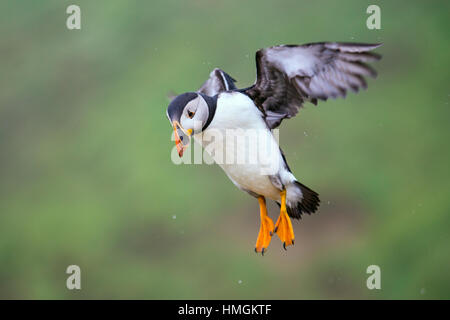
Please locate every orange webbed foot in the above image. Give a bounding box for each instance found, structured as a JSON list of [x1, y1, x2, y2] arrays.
[[255, 196, 274, 255], [274, 190, 295, 250]]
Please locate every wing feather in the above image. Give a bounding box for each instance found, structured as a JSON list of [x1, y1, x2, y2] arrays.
[[198, 68, 237, 96], [245, 42, 382, 128]]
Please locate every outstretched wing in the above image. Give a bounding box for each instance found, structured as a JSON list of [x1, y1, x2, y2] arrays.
[[245, 42, 382, 128], [198, 68, 237, 96]]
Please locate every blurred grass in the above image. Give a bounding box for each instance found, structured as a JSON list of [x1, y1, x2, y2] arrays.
[[0, 0, 449, 299]]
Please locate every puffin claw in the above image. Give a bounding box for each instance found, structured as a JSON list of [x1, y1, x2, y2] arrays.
[[283, 242, 287, 250]]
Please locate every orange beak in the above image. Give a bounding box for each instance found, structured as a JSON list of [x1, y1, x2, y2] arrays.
[[172, 121, 192, 157]]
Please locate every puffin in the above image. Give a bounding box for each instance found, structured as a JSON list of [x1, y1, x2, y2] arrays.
[[166, 42, 382, 254]]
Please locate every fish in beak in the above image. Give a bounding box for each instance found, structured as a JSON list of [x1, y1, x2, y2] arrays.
[[172, 121, 192, 157]]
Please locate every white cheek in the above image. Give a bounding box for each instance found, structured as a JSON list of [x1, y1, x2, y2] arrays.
[[180, 116, 191, 129], [181, 117, 199, 131], [183, 116, 207, 131], [196, 106, 209, 127], [192, 117, 204, 132]]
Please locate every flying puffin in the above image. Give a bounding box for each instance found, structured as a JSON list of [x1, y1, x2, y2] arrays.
[[166, 42, 382, 254]]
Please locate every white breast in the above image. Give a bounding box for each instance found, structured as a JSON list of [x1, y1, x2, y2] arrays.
[[194, 92, 285, 200]]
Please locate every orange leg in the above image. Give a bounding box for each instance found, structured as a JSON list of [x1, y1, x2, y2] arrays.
[[255, 196, 275, 255], [274, 189, 295, 250]]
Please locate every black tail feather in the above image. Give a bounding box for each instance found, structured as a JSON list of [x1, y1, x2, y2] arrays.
[[286, 181, 320, 219]]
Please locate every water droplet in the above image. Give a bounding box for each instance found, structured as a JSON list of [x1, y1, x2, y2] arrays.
[[172, 215, 177, 219]]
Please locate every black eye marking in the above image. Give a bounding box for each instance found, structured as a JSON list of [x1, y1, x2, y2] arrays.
[[187, 110, 195, 118]]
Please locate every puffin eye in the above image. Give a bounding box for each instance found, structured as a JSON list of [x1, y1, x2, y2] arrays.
[[187, 110, 195, 119]]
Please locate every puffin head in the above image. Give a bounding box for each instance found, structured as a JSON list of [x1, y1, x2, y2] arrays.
[[166, 92, 215, 157]]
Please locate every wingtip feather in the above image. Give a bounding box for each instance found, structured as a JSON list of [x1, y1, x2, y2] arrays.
[[327, 42, 383, 52]]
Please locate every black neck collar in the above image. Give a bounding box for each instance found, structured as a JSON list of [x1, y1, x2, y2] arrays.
[[198, 93, 217, 131]]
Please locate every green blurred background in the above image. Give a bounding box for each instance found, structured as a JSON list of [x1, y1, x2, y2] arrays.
[[0, 0, 449, 299]]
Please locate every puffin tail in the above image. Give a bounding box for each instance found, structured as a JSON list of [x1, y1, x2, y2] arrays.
[[285, 181, 320, 219]]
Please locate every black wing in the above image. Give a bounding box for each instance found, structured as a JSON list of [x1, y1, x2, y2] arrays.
[[245, 42, 382, 128], [198, 68, 237, 96]]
